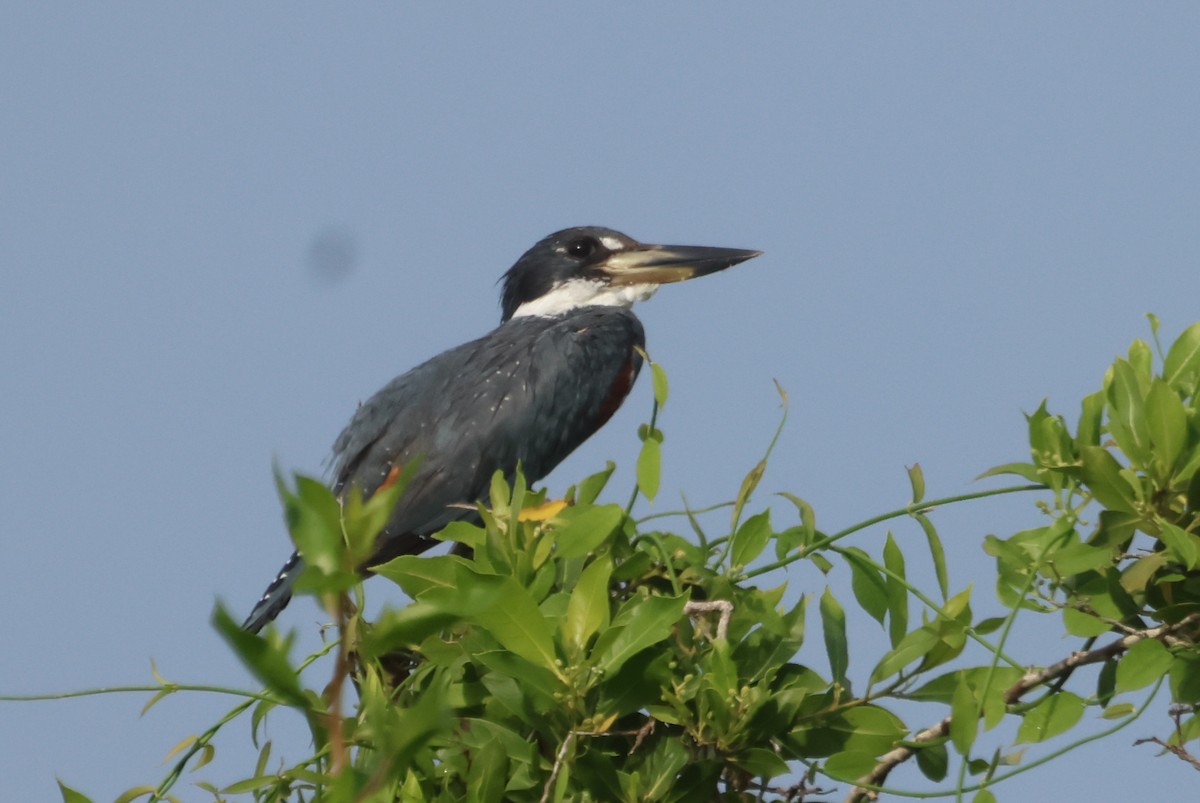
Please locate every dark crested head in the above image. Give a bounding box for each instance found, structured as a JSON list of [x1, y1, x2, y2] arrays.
[[500, 226, 761, 321]]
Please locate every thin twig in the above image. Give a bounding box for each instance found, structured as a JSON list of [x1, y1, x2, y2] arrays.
[[1133, 737, 1200, 772], [539, 732, 575, 803], [1003, 612, 1200, 705]]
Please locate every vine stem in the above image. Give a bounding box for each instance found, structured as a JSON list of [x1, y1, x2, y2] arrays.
[[743, 483, 1045, 580], [0, 684, 276, 703]]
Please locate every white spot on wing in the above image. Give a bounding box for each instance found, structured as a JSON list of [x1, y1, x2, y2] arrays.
[[510, 278, 658, 319]]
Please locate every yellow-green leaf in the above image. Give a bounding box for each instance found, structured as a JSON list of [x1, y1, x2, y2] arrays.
[[636, 436, 662, 501], [1016, 692, 1084, 743], [650, 360, 669, 407], [820, 587, 848, 683], [1115, 638, 1173, 692], [563, 556, 612, 651]]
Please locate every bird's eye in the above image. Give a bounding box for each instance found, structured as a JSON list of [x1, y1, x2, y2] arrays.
[[566, 238, 598, 259]]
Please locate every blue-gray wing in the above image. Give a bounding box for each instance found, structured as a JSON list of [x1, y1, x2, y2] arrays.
[[330, 307, 646, 566], [242, 308, 644, 632]]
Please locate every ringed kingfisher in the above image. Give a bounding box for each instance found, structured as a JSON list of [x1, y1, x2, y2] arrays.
[[242, 226, 760, 633]]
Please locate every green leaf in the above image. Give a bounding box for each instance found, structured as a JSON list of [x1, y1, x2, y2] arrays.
[[191, 744, 215, 772], [914, 742, 949, 782], [1145, 379, 1187, 475], [1128, 338, 1153, 383], [362, 671, 452, 771], [909, 667, 1025, 704], [1028, 401, 1075, 469], [593, 594, 687, 675], [573, 461, 616, 505], [1170, 654, 1200, 703], [1096, 657, 1118, 707], [871, 626, 938, 684], [778, 492, 816, 541], [488, 470, 512, 519], [642, 737, 691, 798], [843, 547, 888, 626], [705, 637, 738, 696], [823, 750, 879, 782], [636, 435, 662, 501], [913, 512, 949, 600], [1077, 390, 1105, 447], [1115, 638, 1173, 692], [563, 556, 612, 651], [973, 617, 1005, 636], [277, 472, 344, 581], [1180, 713, 1200, 743], [785, 705, 905, 759], [474, 650, 563, 706], [254, 740, 272, 777], [1159, 522, 1200, 570], [432, 520, 487, 549], [1050, 542, 1112, 577], [1102, 703, 1136, 719], [1164, 321, 1200, 395], [552, 504, 625, 558], [1107, 359, 1152, 467], [731, 459, 766, 530], [841, 705, 907, 750], [1016, 692, 1085, 743], [373, 554, 471, 597], [820, 587, 848, 684], [360, 602, 461, 657], [1062, 607, 1113, 638], [732, 747, 790, 779], [650, 360, 669, 407], [883, 533, 909, 647], [466, 737, 508, 803], [907, 463, 925, 503], [976, 462, 1043, 483], [113, 787, 158, 803], [950, 674, 979, 755], [210, 604, 309, 710], [809, 553, 834, 574], [472, 577, 564, 679], [1079, 445, 1138, 513], [56, 780, 94, 803], [221, 776, 277, 794], [731, 510, 773, 568]]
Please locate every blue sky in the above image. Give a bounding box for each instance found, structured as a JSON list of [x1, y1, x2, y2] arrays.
[[3, 4, 1198, 801]]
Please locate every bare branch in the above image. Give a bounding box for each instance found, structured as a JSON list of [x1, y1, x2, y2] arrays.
[[1133, 736, 1200, 773], [684, 599, 734, 640], [539, 732, 575, 803]]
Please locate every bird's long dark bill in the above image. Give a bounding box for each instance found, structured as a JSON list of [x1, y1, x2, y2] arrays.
[[602, 243, 762, 286]]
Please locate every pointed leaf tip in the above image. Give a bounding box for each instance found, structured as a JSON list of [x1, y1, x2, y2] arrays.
[[907, 464, 925, 504]]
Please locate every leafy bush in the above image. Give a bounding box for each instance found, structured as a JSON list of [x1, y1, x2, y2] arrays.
[[43, 320, 1200, 802]]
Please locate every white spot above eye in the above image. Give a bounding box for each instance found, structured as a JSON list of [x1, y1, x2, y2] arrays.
[[600, 235, 625, 251], [510, 278, 658, 319]]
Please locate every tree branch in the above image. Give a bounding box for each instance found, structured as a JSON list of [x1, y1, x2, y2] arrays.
[[845, 611, 1200, 802]]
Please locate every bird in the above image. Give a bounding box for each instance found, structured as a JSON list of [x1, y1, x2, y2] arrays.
[[242, 226, 760, 633]]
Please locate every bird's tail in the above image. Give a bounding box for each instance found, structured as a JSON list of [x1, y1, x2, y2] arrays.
[[242, 550, 304, 633]]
